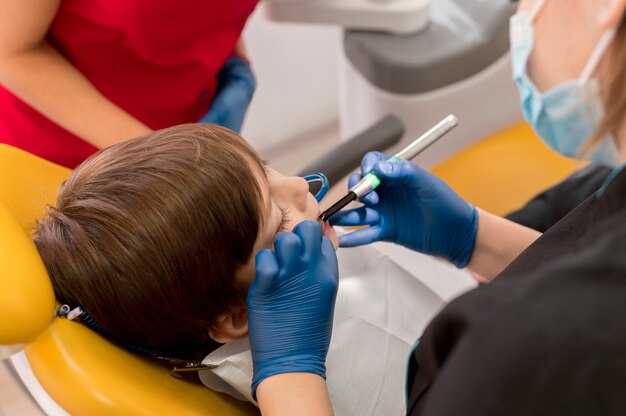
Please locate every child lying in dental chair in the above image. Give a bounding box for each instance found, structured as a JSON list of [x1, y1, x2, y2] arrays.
[[34, 124, 474, 415]]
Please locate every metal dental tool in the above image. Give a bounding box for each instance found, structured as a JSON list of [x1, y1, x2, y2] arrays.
[[318, 114, 458, 222]]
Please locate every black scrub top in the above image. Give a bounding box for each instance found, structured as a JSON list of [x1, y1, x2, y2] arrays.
[[407, 165, 626, 415]]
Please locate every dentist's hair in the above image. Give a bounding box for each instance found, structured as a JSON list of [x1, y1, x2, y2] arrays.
[[587, 14, 626, 153], [33, 124, 266, 357]]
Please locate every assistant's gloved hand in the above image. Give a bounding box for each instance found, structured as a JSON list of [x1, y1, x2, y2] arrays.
[[199, 55, 256, 133], [330, 151, 478, 268], [247, 220, 339, 400]]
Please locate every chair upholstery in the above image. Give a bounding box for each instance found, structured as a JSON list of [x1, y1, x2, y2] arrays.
[[0, 198, 56, 345], [0, 144, 258, 415]]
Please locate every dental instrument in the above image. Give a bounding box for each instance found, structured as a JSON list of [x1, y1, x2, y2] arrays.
[[305, 173, 330, 202], [318, 115, 458, 222]]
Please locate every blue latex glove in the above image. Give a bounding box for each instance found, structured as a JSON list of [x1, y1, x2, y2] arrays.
[[330, 152, 478, 268], [199, 55, 256, 133], [247, 220, 339, 400]]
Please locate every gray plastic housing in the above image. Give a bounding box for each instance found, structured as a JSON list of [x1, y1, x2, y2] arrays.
[[343, 0, 517, 95], [297, 115, 404, 186]]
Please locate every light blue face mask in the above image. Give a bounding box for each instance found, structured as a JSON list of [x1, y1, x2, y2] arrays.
[[510, 0, 621, 167]]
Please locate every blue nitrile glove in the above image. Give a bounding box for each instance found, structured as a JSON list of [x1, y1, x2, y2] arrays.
[[330, 151, 478, 268], [247, 220, 339, 400], [199, 55, 256, 133]]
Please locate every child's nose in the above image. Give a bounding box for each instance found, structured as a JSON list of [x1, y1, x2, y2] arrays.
[[289, 177, 310, 203]]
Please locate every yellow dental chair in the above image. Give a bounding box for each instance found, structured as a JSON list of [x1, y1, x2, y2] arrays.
[[0, 121, 577, 415], [0, 144, 258, 415]]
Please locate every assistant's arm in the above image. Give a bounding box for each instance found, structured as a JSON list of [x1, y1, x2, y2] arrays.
[[233, 37, 249, 60], [198, 36, 256, 133], [247, 221, 337, 415], [257, 373, 333, 416], [0, 0, 151, 148]]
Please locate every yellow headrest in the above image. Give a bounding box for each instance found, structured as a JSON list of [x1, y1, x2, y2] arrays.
[[0, 199, 56, 344], [0, 144, 71, 231], [0, 144, 71, 345]]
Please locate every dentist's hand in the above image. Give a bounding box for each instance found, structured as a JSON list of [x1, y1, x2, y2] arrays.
[[199, 55, 256, 133], [330, 152, 478, 268], [247, 220, 339, 400]]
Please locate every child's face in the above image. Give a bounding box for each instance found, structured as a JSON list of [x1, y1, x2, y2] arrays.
[[210, 160, 340, 343], [235, 165, 339, 287]]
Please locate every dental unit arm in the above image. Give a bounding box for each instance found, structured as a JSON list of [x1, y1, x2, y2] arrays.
[[262, 0, 431, 35]]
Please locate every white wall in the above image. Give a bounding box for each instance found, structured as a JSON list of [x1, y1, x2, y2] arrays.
[[241, 7, 342, 151]]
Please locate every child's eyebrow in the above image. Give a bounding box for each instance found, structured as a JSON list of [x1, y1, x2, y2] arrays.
[[258, 159, 273, 227]]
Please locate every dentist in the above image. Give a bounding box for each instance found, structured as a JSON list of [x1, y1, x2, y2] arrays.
[[246, 0, 626, 414]]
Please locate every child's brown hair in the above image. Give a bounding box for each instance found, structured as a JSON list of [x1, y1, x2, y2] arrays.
[[34, 124, 266, 357]]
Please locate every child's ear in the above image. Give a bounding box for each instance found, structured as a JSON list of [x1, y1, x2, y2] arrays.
[[208, 307, 249, 343]]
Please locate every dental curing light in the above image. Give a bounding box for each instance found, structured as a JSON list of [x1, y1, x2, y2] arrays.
[[319, 115, 458, 222]]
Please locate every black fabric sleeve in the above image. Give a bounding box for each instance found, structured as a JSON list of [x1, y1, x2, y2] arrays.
[[406, 217, 626, 416]]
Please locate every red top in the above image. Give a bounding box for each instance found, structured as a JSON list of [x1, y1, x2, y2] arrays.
[[0, 0, 258, 168]]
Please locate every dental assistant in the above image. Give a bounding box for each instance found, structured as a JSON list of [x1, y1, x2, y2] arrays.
[[0, 0, 257, 168], [245, 0, 626, 414]]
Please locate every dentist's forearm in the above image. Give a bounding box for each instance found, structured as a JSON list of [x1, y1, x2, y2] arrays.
[[0, 42, 151, 148], [467, 208, 541, 281]]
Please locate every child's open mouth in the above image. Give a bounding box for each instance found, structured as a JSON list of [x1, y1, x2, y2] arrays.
[[319, 219, 330, 237]]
